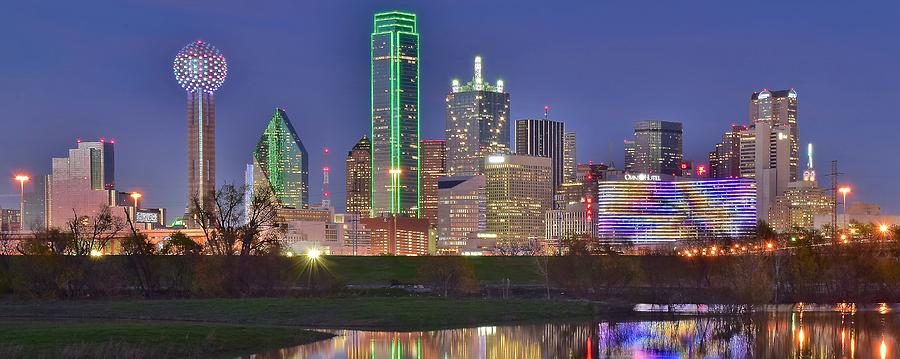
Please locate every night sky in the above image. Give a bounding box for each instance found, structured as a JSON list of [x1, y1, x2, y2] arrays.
[[2, 1, 898, 217]]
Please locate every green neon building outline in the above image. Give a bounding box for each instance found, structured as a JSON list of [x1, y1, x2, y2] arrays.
[[371, 11, 420, 217]]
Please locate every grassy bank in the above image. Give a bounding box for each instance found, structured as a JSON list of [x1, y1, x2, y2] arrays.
[[0, 297, 602, 331], [0, 320, 330, 358]]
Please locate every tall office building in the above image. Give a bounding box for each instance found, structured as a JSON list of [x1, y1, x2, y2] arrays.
[[632, 120, 683, 176], [48, 140, 117, 228], [708, 124, 746, 178], [750, 89, 798, 181], [173, 40, 227, 213], [251, 108, 309, 209], [370, 11, 420, 217], [768, 144, 832, 232], [563, 132, 577, 182], [623, 140, 636, 172], [22, 175, 47, 230], [484, 154, 553, 246], [445, 56, 510, 176], [420, 140, 447, 224], [515, 111, 565, 192], [362, 216, 430, 256], [437, 175, 486, 252], [345, 136, 371, 218]]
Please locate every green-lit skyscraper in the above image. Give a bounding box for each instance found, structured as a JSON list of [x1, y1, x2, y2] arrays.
[[251, 108, 309, 209], [370, 11, 420, 217]]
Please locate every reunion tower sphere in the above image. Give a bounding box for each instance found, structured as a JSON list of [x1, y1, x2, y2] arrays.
[[173, 39, 227, 94]]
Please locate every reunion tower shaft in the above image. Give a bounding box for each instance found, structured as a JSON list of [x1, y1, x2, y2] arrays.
[[174, 40, 228, 213]]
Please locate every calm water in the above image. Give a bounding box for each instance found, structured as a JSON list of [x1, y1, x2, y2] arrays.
[[253, 306, 898, 358]]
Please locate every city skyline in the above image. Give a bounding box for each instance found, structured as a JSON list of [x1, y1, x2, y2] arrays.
[[2, 2, 898, 217]]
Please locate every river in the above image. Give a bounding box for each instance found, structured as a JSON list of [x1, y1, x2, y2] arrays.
[[252, 304, 898, 358]]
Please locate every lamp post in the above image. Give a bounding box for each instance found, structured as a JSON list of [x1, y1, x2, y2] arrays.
[[129, 192, 142, 209], [838, 186, 851, 233], [14, 175, 29, 230]]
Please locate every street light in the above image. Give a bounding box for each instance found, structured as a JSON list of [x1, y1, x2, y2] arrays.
[[14, 175, 30, 229], [838, 186, 851, 233], [129, 192, 142, 209]]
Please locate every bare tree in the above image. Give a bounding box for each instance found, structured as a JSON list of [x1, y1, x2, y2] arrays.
[[189, 184, 283, 256], [67, 206, 126, 255]]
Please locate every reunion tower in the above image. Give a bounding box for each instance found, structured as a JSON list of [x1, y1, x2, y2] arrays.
[[173, 40, 228, 213]]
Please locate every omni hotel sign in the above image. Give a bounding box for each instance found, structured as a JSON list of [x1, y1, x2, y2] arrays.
[[624, 173, 662, 181]]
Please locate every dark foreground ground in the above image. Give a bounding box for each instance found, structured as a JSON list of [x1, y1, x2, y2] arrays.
[[0, 297, 608, 358]]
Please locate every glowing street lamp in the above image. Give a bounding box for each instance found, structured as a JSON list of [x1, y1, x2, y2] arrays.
[[14, 175, 30, 227], [838, 186, 851, 232], [129, 192, 142, 209], [306, 248, 322, 260]]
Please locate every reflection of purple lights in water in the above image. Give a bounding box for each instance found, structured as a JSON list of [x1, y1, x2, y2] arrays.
[[250, 308, 898, 358]]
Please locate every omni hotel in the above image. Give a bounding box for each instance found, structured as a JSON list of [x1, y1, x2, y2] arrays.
[[595, 174, 757, 243]]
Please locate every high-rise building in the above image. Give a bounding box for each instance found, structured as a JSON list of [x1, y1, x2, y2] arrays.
[[249, 108, 309, 209], [623, 139, 636, 172], [437, 175, 486, 252], [48, 140, 117, 228], [420, 139, 447, 224], [173, 40, 227, 213], [515, 111, 565, 192], [0, 209, 21, 232], [370, 11, 420, 217], [484, 154, 553, 247], [708, 124, 746, 178], [750, 89, 799, 181], [563, 132, 577, 182], [22, 175, 47, 230], [345, 136, 371, 218], [747, 122, 792, 220], [445, 56, 510, 176], [632, 120, 683, 176]]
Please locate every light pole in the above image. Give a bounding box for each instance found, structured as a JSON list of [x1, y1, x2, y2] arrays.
[[14, 175, 29, 230], [838, 186, 851, 233], [130, 192, 142, 209]]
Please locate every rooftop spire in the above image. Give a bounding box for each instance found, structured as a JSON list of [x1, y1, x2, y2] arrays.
[[474, 56, 483, 91]]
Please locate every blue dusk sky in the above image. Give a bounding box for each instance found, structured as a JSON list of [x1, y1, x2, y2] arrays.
[[1, 1, 898, 215]]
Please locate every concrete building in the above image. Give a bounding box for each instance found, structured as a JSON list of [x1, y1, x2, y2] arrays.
[[48, 140, 119, 228], [0, 209, 21, 232], [370, 12, 420, 217], [544, 203, 594, 253], [362, 216, 430, 256], [345, 136, 371, 218], [484, 154, 553, 247], [623, 139, 635, 173], [445, 56, 510, 176], [745, 122, 792, 220], [768, 143, 832, 232], [515, 111, 565, 192], [437, 175, 486, 252], [708, 124, 746, 179], [22, 175, 48, 230], [420, 139, 447, 225], [563, 132, 577, 183], [631, 120, 683, 176], [750, 89, 799, 181]]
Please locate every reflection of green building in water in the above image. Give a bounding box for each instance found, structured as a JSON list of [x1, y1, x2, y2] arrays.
[[250, 108, 309, 208]]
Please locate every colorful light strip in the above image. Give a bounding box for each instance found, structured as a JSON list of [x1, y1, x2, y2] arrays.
[[596, 178, 757, 242]]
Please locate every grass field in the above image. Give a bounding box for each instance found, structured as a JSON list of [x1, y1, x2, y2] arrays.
[[0, 320, 330, 358], [324, 256, 545, 285], [0, 297, 600, 331]]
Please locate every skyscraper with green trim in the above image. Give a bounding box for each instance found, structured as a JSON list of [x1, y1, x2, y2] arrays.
[[251, 108, 309, 209], [370, 11, 420, 217]]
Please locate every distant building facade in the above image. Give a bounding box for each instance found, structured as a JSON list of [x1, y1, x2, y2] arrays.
[[484, 154, 553, 246], [632, 120, 683, 176], [437, 175, 486, 252], [515, 114, 565, 192], [445, 56, 510, 176], [563, 132, 577, 183], [363, 216, 430, 256], [750, 89, 799, 181], [345, 136, 371, 218], [420, 139, 447, 224], [708, 124, 746, 178], [48, 140, 117, 228]]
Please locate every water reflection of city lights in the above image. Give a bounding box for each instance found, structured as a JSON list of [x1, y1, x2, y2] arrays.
[[881, 339, 887, 359]]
